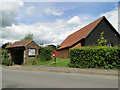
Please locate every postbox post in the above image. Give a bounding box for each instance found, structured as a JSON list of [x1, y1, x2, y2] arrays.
[[52, 50, 56, 64]]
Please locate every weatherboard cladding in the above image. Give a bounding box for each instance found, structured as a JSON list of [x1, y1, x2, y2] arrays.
[[57, 16, 120, 50], [56, 16, 120, 58], [85, 18, 120, 46], [57, 16, 104, 50]]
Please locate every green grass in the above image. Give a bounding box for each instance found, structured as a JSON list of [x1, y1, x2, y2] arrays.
[[22, 58, 52, 66], [49, 58, 70, 67], [22, 58, 70, 67]]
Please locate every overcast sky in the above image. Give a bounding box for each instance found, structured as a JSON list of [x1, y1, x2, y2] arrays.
[[1, 0, 119, 46]]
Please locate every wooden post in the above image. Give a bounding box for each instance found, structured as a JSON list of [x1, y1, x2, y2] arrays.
[[23, 50, 26, 64]]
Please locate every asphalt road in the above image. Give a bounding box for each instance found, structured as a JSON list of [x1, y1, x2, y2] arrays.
[[2, 68, 118, 88]]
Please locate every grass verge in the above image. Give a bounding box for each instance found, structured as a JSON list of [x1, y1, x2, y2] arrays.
[[22, 58, 70, 67]]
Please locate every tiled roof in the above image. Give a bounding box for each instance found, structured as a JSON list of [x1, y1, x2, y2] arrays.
[[6, 40, 33, 48], [57, 16, 105, 50]]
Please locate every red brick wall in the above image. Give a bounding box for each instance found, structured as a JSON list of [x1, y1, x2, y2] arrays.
[[56, 43, 82, 58], [25, 41, 40, 62], [56, 49, 69, 58]]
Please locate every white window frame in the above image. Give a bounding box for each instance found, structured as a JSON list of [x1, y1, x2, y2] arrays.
[[28, 48, 36, 56]]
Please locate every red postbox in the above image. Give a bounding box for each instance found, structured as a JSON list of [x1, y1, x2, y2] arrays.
[[52, 50, 56, 58]]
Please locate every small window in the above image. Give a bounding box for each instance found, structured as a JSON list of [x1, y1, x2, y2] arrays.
[[28, 48, 36, 56], [110, 43, 113, 47], [107, 43, 113, 47]]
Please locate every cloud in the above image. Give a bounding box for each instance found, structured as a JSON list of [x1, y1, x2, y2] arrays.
[[1, 14, 92, 45], [0, 0, 24, 27], [67, 16, 81, 25], [100, 8, 118, 31], [25, 6, 35, 16], [2, 6, 118, 46], [2, 17, 88, 45], [44, 8, 64, 16], [118, 3, 120, 33]]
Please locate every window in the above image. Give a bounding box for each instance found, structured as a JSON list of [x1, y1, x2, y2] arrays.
[[110, 43, 113, 47], [107, 43, 113, 47], [28, 48, 36, 56]]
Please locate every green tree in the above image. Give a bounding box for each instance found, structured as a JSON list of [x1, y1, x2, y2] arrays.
[[2, 50, 9, 56], [39, 43, 44, 47], [40, 43, 43, 45], [2, 49, 10, 66], [97, 32, 107, 46], [38, 47, 52, 61], [22, 33, 34, 40], [47, 45, 56, 50]]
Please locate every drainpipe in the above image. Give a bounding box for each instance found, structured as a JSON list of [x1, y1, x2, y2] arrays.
[[8, 53, 10, 66]]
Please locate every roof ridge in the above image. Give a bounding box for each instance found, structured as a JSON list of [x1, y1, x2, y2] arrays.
[[6, 42, 16, 48], [6, 40, 33, 49], [69, 16, 104, 37], [58, 16, 105, 50], [84, 16, 105, 38], [24, 40, 33, 46]]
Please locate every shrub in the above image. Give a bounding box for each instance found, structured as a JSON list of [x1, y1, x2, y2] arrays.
[[31, 59, 37, 65], [69, 46, 120, 69], [23, 59, 38, 65], [2, 50, 9, 56], [2, 49, 12, 66], [38, 47, 52, 61], [97, 32, 107, 46], [2, 57, 10, 66]]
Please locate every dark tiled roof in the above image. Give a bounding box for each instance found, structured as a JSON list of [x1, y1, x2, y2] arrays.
[[6, 40, 33, 48], [58, 16, 105, 50]]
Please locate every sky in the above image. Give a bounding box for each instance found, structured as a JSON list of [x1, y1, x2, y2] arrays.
[[1, 0, 119, 46]]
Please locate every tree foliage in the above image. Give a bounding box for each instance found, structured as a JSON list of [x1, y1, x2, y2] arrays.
[[38, 47, 52, 61], [97, 32, 107, 46], [22, 33, 34, 40], [40, 43, 43, 45], [2, 49, 9, 57], [2, 49, 11, 66], [1, 42, 11, 49], [47, 45, 56, 50]]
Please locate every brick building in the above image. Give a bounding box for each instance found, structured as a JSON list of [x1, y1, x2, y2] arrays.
[[6, 40, 40, 65], [56, 16, 120, 58]]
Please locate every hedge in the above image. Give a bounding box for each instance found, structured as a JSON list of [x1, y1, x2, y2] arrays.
[[68, 46, 120, 69], [2, 57, 10, 66], [38, 47, 52, 61]]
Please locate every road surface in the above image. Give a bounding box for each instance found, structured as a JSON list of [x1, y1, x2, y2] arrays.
[[2, 68, 118, 88]]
